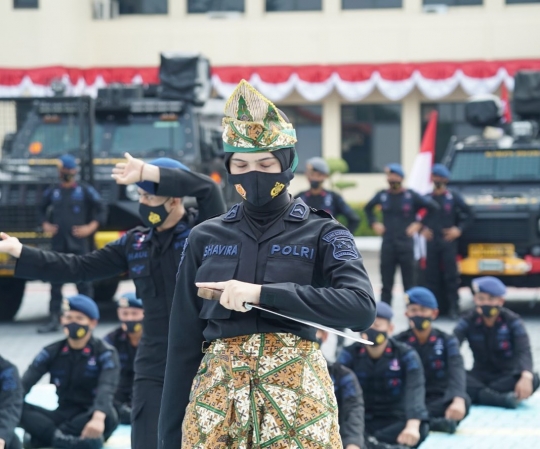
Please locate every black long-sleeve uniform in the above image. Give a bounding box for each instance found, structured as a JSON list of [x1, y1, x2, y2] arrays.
[[296, 189, 360, 233], [420, 189, 474, 314], [158, 198, 376, 449], [328, 362, 365, 449], [104, 327, 137, 423], [0, 356, 23, 449], [364, 189, 439, 304], [395, 327, 470, 419], [338, 338, 429, 447], [15, 167, 226, 449], [454, 308, 540, 402], [20, 337, 119, 446]]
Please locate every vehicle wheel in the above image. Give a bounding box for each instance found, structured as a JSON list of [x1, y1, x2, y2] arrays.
[[93, 278, 120, 303], [0, 278, 26, 322]]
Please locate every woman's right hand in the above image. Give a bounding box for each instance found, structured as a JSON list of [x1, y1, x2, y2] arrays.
[[0, 233, 23, 258]]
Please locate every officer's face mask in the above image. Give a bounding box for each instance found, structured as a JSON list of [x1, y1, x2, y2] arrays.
[[228, 169, 294, 207], [389, 181, 402, 191], [123, 320, 143, 334], [480, 304, 501, 318], [310, 180, 323, 190], [60, 172, 74, 183], [364, 328, 388, 346], [138, 198, 171, 228], [410, 315, 433, 331], [64, 322, 90, 340]]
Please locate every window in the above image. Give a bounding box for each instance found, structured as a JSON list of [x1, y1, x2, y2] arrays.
[[420, 103, 478, 163], [266, 0, 322, 12], [423, 0, 482, 5], [188, 0, 245, 13], [506, 0, 540, 3], [118, 0, 167, 15], [343, 0, 402, 9], [13, 0, 38, 8], [341, 104, 401, 174], [276, 105, 322, 173]]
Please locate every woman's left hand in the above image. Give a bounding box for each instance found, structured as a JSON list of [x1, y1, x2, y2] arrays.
[[196, 280, 261, 312]]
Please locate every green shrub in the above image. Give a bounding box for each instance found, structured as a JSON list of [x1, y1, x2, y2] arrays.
[[335, 202, 382, 237]]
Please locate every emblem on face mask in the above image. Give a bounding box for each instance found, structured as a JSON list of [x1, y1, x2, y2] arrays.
[[376, 333, 386, 344], [134, 323, 142, 332], [235, 184, 247, 199], [271, 182, 285, 198], [490, 307, 498, 316], [148, 211, 162, 225], [77, 327, 86, 338]]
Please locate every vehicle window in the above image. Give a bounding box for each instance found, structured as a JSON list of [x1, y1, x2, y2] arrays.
[[450, 150, 540, 182], [26, 120, 81, 157]]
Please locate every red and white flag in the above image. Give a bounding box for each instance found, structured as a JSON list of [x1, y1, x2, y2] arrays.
[[408, 110, 438, 262]]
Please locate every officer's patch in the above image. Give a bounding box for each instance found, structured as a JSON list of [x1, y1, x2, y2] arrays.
[[223, 204, 240, 221], [322, 229, 358, 261], [289, 203, 308, 219], [62, 298, 70, 312], [0, 367, 17, 391]]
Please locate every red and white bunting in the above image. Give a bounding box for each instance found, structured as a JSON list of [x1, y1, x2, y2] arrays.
[[1, 60, 540, 100]]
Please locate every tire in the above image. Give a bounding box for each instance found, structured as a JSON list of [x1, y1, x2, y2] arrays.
[[93, 277, 120, 303], [0, 278, 26, 322]]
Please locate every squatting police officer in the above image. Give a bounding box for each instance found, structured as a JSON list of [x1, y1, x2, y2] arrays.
[[364, 164, 438, 306], [0, 156, 226, 449], [0, 355, 23, 449], [395, 287, 470, 434], [104, 292, 144, 425], [454, 276, 540, 408], [38, 154, 106, 333], [338, 302, 429, 449], [20, 295, 119, 449]]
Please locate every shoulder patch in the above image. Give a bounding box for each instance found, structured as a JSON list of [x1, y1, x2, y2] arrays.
[[290, 202, 308, 219], [322, 229, 358, 261], [0, 367, 17, 392], [33, 348, 50, 367]]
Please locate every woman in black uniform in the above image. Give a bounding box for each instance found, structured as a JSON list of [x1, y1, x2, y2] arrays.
[[157, 80, 376, 449]]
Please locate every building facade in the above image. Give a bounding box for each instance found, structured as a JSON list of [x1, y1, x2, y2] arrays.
[[1, 0, 540, 201]]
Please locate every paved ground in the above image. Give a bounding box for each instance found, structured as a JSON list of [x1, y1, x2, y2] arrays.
[[2, 249, 540, 448]]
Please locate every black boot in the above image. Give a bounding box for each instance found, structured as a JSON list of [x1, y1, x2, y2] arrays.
[[51, 429, 103, 449], [477, 388, 518, 409], [429, 417, 457, 434], [365, 436, 408, 449], [37, 312, 60, 334]]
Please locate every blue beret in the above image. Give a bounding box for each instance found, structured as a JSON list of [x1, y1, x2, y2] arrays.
[[59, 154, 77, 170], [63, 294, 99, 320], [432, 164, 451, 179], [376, 301, 394, 321], [117, 292, 143, 309], [307, 157, 330, 175], [136, 158, 190, 194], [385, 163, 404, 178], [472, 276, 506, 297], [405, 287, 438, 309]]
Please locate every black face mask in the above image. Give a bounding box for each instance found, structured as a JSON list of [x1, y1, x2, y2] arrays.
[[410, 315, 433, 331], [60, 172, 74, 182], [310, 180, 323, 190], [389, 181, 402, 191], [228, 169, 294, 207], [138, 199, 171, 228], [64, 322, 89, 340], [123, 320, 143, 334], [434, 181, 446, 190], [480, 305, 500, 318], [364, 328, 388, 346]]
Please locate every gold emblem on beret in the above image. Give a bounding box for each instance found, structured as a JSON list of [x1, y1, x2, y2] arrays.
[[403, 293, 410, 305], [118, 297, 130, 308], [62, 298, 71, 312]]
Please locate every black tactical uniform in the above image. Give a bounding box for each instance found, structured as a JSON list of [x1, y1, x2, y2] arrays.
[[338, 338, 429, 448], [104, 327, 137, 424], [39, 182, 106, 315], [454, 308, 540, 404], [420, 190, 474, 314], [15, 167, 226, 449], [296, 189, 360, 233], [395, 328, 470, 421], [364, 189, 438, 305], [0, 356, 23, 449], [328, 362, 365, 449], [20, 337, 119, 447], [158, 197, 376, 449]]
